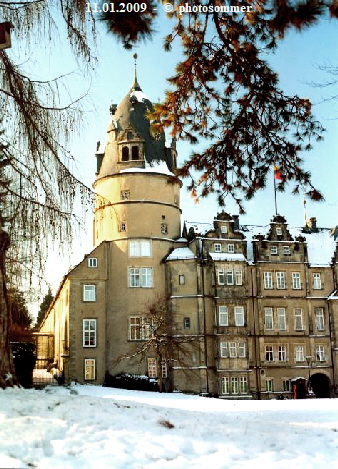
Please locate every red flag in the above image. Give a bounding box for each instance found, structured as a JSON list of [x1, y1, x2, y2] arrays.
[[274, 166, 284, 181]]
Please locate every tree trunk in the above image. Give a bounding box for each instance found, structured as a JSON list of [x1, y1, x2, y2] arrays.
[[0, 228, 17, 388]]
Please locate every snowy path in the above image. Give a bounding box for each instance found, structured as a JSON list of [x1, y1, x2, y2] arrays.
[[0, 385, 337, 468]]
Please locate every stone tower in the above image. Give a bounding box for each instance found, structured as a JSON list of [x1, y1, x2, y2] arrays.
[[93, 70, 181, 245], [92, 67, 182, 375]]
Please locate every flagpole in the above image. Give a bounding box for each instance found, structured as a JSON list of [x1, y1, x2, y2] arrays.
[[273, 166, 278, 215]]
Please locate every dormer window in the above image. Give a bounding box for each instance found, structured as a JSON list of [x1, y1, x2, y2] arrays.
[[127, 131, 133, 140], [283, 246, 291, 256], [122, 146, 129, 161], [221, 225, 228, 234], [276, 227, 282, 236], [131, 146, 139, 160]]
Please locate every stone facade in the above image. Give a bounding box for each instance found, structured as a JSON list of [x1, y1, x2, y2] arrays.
[[38, 78, 338, 399]]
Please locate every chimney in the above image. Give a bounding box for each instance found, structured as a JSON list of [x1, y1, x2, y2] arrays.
[[306, 217, 317, 231], [233, 215, 239, 231]]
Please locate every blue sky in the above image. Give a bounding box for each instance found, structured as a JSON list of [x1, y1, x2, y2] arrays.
[[72, 9, 337, 231], [8, 6, 338, 291]]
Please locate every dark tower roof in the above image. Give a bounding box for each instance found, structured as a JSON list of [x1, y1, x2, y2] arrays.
[[110, 77, 173, 170]]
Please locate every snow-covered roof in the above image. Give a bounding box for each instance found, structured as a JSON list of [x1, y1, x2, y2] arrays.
[[130, 90, 149, 102], [185, 221, 213, 234], [166, 247, 196, 261], [120, 160, 174, 176], [185, 220, 337, 266], [297, 229, 336, 267], [209, 253, 247, 262], [328, 290, 338, 300], [237, 225, 335, 266]]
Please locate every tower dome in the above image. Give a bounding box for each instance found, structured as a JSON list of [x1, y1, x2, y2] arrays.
[[95, 67, 175, 179]]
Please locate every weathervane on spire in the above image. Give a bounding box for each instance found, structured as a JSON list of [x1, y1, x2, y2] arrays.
[[130, 53, 142, 92]]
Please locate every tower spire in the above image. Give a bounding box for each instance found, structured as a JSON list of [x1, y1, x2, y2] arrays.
[[131, 53, 142, 92]]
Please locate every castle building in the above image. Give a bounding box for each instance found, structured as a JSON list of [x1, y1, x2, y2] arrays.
[[38, 75, 338, 399]]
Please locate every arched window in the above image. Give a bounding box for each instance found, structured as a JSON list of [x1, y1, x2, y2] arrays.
[[122, 146, 129, 161], [131, 146, 139, 160]]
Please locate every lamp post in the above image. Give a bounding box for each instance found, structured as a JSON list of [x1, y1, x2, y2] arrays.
[[305, 356, 312, 394]]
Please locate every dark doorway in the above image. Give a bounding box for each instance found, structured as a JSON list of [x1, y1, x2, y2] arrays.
[[310, 373, 331, 398], [292, 378, 307, 399]]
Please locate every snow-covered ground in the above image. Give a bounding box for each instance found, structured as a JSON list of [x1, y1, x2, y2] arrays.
[[1, 385, 337, 468]]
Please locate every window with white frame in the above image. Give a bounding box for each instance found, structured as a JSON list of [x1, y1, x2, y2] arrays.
[[264, 308, 273, 330], [221, 376, 229, 394], [238, 342, 246, 358], [218, 269, 241, 286], [179, 274, 185, 285], [221, 225, 228, 234], [263, 272, 273, 289], [266, 378, 274, 392], [316, 345, 325, 361], [217, 269, 225, 285], [129, 317, 142, 340], [276, 227, 283, 236], [220, 341, 245, 358], [228, 244, 235, 253], [270, 245, 278, 255], [183, 317, 191, 329], [292, 272, 301, 290], [283, 246, 291, 256], [235, 270, 243, 285], [231, 377, 239, 394], [222, 376, 247, 394], [295, 345, 305, 362], [128, 267, 153, 288], [83, 285, 96, 302], [161, 361, 168, 379], [239, 376, 248, 393], [214, 243, 222, 253], [147, 358, 157, 378], [87, 257, 98, 268], [129, 317, 152, 341], [129, 239, 151, 257], [277, 308, 286, 331], [219, 306, 229, 326], [265, 345, 274, 361], [315, 308, 325, 331], [276, 272, 286, 289], [283, 379, 291, 392], [220, 342, 228, 358], [226, 270, 234, 285], [234, 306, 245, 326], [313, 273, 322, 290], [84, 359, 96, 380], [294, 308, 304, 331], [229, 342, 237, 358], [83, 319, 97, 347], [278, 345, 287, 362]]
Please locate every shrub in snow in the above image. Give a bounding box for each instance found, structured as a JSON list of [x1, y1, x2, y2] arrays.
[[11, 342, 36, 388], [103, 372, 159, 392]]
